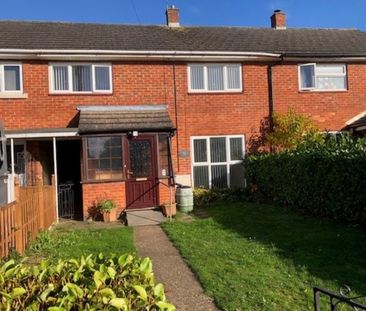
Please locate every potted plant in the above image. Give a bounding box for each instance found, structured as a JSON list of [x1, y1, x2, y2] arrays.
[[161, 202, 176, 217], [97, 199, 117, 222]]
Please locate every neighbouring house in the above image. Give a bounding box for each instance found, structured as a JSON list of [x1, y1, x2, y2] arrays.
[[1, 7, 366, 220]]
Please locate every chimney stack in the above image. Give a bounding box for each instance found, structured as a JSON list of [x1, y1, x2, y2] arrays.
[[166, 5, 180, 27], [271, 10, 286, 29]]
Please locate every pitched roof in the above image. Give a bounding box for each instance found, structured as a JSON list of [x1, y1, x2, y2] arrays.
[[1, 20, 366, 56], [78, 105, 174, 134]]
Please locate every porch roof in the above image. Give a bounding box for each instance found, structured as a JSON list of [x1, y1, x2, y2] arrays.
[[77, 105, 175, 134], [348, 115, 366, 132]]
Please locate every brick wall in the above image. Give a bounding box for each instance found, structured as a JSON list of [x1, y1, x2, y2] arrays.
[[82, 181, 126, 220]]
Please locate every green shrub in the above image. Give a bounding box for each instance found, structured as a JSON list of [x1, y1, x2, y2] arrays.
[[193, 187, 247, 208], [245, 134, 366, 224], [0, 253, 175, 311]]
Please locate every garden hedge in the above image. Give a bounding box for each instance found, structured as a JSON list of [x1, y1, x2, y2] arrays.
[[244, 137, 366, 225]]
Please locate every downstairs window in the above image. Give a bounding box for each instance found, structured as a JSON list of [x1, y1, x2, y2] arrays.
[[191, 135, 245, 188]]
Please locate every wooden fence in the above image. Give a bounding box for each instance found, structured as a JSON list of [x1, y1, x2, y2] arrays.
[[0, 177, 56, 259]]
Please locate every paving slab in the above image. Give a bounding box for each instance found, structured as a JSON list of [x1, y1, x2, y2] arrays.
[[134, 225, 218, 311], [126, 209, 165, 226]]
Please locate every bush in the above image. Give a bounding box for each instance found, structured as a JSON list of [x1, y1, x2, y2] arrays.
[[245, 134, 366, 224], [0, 253, 175, 311], [193, 187, 247, 208]]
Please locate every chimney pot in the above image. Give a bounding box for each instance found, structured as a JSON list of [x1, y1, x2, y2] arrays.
[[271, 10, 286, 29], [166, 5, 180, 27]]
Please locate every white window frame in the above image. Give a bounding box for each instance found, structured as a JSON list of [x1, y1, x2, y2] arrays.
[[0, 63, 23, 94], [190, 135, 245, 188], [298, 63, 347, 92], [188, 63, 243, 93], [49, 63, 113, 94]]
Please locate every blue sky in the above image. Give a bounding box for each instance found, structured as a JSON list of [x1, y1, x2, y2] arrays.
[[1, 0, 366, 30]]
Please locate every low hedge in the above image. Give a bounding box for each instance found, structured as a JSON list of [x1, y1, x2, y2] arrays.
[[0, 253, 175, 311], [193, 187, 247, 208], [244, 137, 366, 225]]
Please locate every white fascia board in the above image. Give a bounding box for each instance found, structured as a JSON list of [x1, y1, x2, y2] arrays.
[[0, 49, 281, 61], [345, 110, 366, 125], [5, 131, 79, 139]]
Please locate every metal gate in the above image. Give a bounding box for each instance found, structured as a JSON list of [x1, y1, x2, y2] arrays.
[[314, 286, 366, 310], [58, 183, 75, 219]]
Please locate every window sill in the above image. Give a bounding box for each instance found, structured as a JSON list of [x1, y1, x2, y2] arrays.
[[299, 89, 347, 94], [188, 90, 243, 95], [81, 179, 125, 184], [0, 93, 28, 99], [49, 91, 113, 96]]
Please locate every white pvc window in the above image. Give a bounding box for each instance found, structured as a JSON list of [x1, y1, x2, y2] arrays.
[[191, 135, 245, 188], [50, 63, 112, 93], [0, 64, 23, 93], [299, 63, 347, 91], [188, 64, 242, 92]]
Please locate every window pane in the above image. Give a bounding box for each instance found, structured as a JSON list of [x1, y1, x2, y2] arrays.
[[227, 65, 241, 89], [190, 66, 204, 90], [193, 139, 207, 163], [211, 165, 227, 188], [316, 65, 345, 75], [316, 77, 346, 90], [53, 66, 68, 91], [193, 166, 209, 188], [86, 136, 122, 181], [300, 64, 315, 89], [158, 134, 171, 177], [95, 66, 111, 91], [4, 66, 21, 91], [230, 163, 245, 188], [72, 65, 92, 91], [230, 137, 243, 160], [207, 65, 224, 90], [210, 137, 226, 163]]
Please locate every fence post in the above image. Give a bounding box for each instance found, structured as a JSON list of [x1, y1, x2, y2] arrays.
[[36, 178, 44, 230], [51, 175, 56, 221], [13, 177, 24, 254]]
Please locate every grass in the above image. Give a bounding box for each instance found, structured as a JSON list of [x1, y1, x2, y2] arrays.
[[162, 202, 366, 311], [26, 225, 135, 261]]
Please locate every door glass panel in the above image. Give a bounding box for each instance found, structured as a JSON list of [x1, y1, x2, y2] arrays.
[[129, 139, 152, 178]]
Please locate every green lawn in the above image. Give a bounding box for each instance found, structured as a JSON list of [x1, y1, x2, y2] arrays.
[[162, 203, 366, 311], [26, 225, 135, 261]]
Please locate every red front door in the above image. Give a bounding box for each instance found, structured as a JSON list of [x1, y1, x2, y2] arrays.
[[125, 135, 159, 209]]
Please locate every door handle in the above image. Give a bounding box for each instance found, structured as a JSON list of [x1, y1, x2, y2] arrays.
[[127, 170, 134, 175]]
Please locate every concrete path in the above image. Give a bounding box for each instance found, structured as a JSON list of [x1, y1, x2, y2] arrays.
[[134, 225, 218, 311], [126, 209, 165, 226]]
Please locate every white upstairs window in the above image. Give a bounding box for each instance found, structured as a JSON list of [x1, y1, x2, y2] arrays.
[[188, 64, 242, 92], [299, 63, 347, 91], [0, 64, 23, 93], [50, 63, 112, 93]]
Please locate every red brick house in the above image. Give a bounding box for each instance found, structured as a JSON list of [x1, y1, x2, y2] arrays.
[[1, 7, 366, 220]]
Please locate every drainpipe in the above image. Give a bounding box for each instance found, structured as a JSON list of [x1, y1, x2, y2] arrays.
[[172, 61, 180, 171]]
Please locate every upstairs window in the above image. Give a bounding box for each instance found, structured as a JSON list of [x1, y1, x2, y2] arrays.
[[50, 63, 112, 93], [188, 64, 242, 92], [299, 64, 347, 91], [0, 64, 22, 93]]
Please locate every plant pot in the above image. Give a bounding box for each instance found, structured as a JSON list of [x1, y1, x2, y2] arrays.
[[102, 210, 117, 223], [162, 203, 176, 217]]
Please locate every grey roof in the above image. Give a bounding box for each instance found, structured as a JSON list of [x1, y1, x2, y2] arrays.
[[348, 115, 366, 129], [78, 105, 174, 134], [1, 20, 366, 56]]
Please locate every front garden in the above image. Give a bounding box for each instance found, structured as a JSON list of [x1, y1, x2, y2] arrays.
[[163, 202, 366, 310]]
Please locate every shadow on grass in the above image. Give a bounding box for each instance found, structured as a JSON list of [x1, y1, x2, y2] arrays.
[[206, 202, 366, 295]]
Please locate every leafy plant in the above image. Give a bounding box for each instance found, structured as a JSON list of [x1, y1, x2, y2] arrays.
[[245, 133, 366, 224], [0, 253, 175, 310], [193, 187, 247, 208], [98, 199, 116, 214], [266, 108, 324, 151]]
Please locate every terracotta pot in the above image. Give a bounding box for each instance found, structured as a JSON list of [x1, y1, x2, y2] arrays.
[[102, 210, 117, 222], [162, 203, 176, 217]]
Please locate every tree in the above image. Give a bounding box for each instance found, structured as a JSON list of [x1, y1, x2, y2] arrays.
[[266, 109, 323, 152]]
